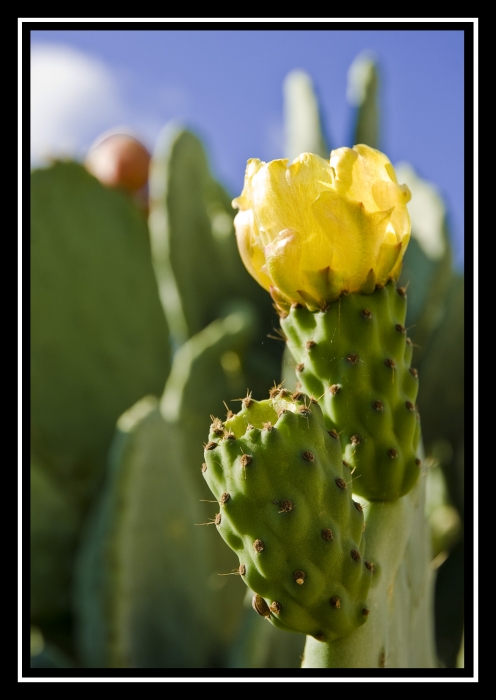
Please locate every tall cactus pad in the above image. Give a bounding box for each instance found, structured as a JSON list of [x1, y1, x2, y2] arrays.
[[74, 398, 222, 668], [149, 127, 271, 344], [283, 70, 330, 161], [281, 281, 421, 501], [347, 52, 380, 149], [31, 161, 171, 640], [202, 393, 372, 642], [31, 161, 170, 501]]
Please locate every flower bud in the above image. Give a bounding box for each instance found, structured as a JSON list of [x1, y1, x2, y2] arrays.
[[232, 145, 411, 312]]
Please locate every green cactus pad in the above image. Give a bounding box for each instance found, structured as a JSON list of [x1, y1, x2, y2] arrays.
[[280, 281, 421, 501], [31, 161, 170, 503], [202, 393, 372, 643], [148, 126, 284, 399], [395, 161, 453, 366], [348, 51, 380, 149], [30, 456, 79, 624], [74, 397, 224, 668], [74, 307, 259, 668], [283, 70, 330, 161], [30, 160, 171, 642], [149, 126, 271, 344]]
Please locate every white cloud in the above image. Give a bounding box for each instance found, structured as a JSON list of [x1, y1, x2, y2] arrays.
[[31, 43, 123, 165]]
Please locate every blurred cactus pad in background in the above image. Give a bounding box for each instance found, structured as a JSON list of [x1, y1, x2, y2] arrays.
[[30, 52, 465, 670]]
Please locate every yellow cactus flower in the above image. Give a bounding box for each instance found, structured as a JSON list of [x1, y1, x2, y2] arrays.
[[232, 144, 411, 313]]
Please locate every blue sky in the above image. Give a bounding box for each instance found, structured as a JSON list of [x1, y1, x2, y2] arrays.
[[30, 26, 468, 269]]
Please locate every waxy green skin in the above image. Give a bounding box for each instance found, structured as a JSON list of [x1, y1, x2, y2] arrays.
[[281, 282, 421, 501], [202, 395, 372, 642]]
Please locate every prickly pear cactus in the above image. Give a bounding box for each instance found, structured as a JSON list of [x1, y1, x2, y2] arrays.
[[283, 70, 330, 161], [28, 43, 464, 671], [395, 162, 454, 363], [278, 59, 458, 668], [31, 160, 171, 643], [31, 161, 170, 502], [74, 397, 219, 669], [347, 51, 380, 149], [30, 456, 79, 628], [148, 125, 282, 396], [393, 164, 464, 668], [149, 126, 272, 346], [281, 281, 421, 501], [202, 392, 372, 643], [74, 306, 259, 668], [211, 81, 440, 664]]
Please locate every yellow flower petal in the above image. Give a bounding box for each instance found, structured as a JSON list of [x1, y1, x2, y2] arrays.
[[233, 209, 272, 291], [374, 240, 404, 284], [302, 266, 347, 307], [232, 145, 411, 309], [264, 229, 305, 304]]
